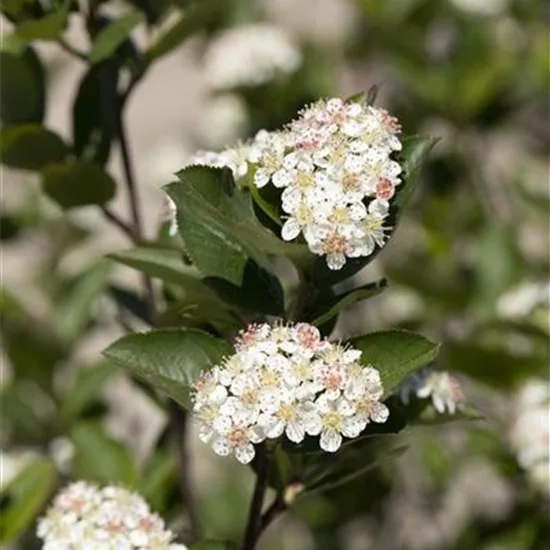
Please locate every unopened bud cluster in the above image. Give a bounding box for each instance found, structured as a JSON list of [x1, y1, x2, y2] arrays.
[[249, 98, 402, 270], [37, 482, 187, 550], [192, 322, 389, 463]]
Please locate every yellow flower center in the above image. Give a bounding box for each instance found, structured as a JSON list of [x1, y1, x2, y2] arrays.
[[295, 171, 315, 190], [330, 207, 350, 224], [261, 370, 279, 387], [278, 403, 296, 422], [295, 203, 314, 225], [322, 411, 342, 431]]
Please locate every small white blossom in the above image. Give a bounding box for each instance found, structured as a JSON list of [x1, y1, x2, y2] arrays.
[[248, 97, 402, 269], [192, 322, 388, 462], [398, 368, 465, 414], [509, 379, 550, 497], [204, 24, 302, 90], [37, 482, 187, 550], [497, 279, 550, 319], [185, 143, 252, 182]]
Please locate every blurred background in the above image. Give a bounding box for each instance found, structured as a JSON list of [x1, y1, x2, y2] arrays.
[[1, 0, 549, 549]]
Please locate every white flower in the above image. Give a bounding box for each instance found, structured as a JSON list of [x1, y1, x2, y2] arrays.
[[509, 379, 550, 497], [398, 368, 465, 414], [37, 482, 187, 550], [192, 322, 388, 461], [249, 98, 402, 269], [305, 395, 367, 452], [204, 23, 302, 90], [163, 196, 178, 236]]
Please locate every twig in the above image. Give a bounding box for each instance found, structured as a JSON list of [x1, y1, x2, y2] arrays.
[[242, 444, 274, 550], [169, 401, 202, 542], [57, 37, 88, 61], [101, 206, 138, 241], [259, 492, 287, 533]]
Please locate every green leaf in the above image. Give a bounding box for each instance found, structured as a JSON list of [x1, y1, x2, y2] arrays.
[[60, 361, 116, 422], [351, 330, 440, 398], [166, 166, 278, 286], [394, 135, 439, 209], [107, 247, 240, 320], [72, 65, 117, 164], [42, 161, 116, 208], [108, 247, 206, 288], [140, 450, 177, 512], [15, 3, 69, 41], [413, 404, 483, 426], [103, 329, 232, 408], [54, 260, 112, 342], [148, 0, 222, 61], [89, 12, 144, 64], [309, 279, 387, 327], [474, 221, 523, 313], [445, 343, 544, 390], [0, 47, 45, 125], [190, 541, 239, 550], [1, 125, 68, 170], [305, 444, 408, 495], [108, 285, 151, 324], [70, 422, 138, 485], [204, 261, 285, 316], [0, 458, 57, 543]]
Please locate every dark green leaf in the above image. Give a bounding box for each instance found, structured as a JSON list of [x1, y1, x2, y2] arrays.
[[89, 12, 144, 64], [351, 330, 440, 397], [72, 66, 117, 165], [445, 342, 544, 390], [108, 247, 205, 288], [42, 161, 116, 208], [190, 541, 239, 550], [70, 422, 138, 485], [394, 135, 439, 209], [204, 260, 285, 316], [305, 444, 408, 495], [0, 47, 45, 125], [140, 450, 177, 512], [148, 0, 222, 60], [0, 458, 57, 543], [54, 260, 112, 342], [103, 329, 232, 408], [60, 361, 116, 422], [1, 125, 68, 170], [309, 279, 387, 327], [15, 3, 69, 41], [166, 167, 280, 286], [0, 0, 26, 17], [108, 284, 151, 324], [412, 404, 483, 425]]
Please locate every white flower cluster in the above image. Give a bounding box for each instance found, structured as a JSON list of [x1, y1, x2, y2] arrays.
[[249, 98, 403, 270], [398, 368, 465, 414], [37, 482, 187, 550], [509, 379, 550, 497], [192, 322, 389, 463], [204, 23, 302, 90]]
